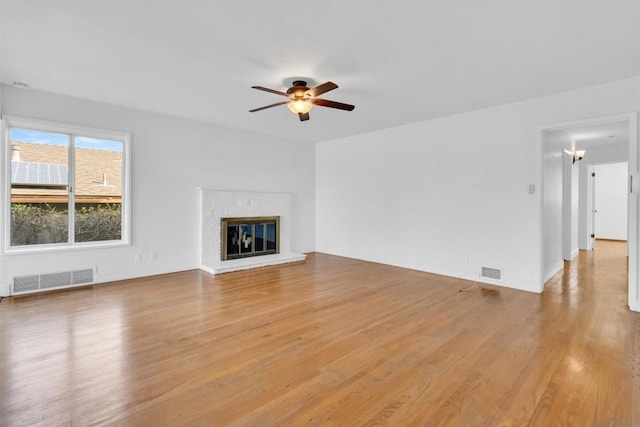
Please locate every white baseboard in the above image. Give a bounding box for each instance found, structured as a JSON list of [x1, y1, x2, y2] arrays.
[[315, 251, 542, 294]]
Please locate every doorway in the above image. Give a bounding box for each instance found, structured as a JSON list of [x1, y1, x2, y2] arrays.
[[541, 113, 638, 312], [589, 161, 629, 251]]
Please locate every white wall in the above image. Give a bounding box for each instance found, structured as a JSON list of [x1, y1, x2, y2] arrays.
[[544, 130, 568, 281], [578, 142, 628, 249], [0, 85, 316, 296], [561, 148, 579, 261], [316, 77, 640, 293], [594, 162, 628, 240], [571, 162, 580, 257]]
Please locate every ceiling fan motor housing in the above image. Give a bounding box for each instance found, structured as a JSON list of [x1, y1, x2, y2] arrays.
[[287, 81, 310, 99]]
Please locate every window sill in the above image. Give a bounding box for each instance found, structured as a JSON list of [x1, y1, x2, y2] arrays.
[[3, 241, 130, 256]]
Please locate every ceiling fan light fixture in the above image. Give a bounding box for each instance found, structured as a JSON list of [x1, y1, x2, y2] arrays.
[[287, 100, 313, 115]]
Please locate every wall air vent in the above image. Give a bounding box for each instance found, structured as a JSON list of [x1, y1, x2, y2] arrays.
[[481, 267, 502, 280], [13, 275, 39, 293], [40, 272, 72, 289], [12, 269, 94, 295], [72, 269, 94, 285]]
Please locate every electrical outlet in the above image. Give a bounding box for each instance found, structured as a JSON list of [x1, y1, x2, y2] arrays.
[[151, 252, 158, 261], [134, 253, 143, 263]]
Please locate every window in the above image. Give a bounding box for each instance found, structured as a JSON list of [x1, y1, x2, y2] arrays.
[[4, 116, 130, 251]]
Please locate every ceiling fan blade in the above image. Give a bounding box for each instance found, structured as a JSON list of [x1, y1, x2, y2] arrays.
[[251, 86, 291, 98], [249, 101, 290, 112], [298, 112, 310, 121], [309, 98, 355, 111], [305, 81, 338, 98]]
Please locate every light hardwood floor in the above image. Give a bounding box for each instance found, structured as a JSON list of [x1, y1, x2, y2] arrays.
[[0, 241, 638, 426]]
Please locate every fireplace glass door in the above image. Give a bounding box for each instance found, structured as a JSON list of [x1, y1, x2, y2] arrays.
[[221, 216, 279, 260]]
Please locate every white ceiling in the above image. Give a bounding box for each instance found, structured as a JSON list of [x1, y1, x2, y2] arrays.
[[566, 120, 630, 148], [2, 1, 640, 144]]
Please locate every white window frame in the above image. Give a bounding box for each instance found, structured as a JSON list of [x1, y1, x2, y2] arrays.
[[2, 115, 131, 254]]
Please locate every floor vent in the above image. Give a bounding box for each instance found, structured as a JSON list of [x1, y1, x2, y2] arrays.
[[13, 269, 94, 294], [481, 267, 502, 280]]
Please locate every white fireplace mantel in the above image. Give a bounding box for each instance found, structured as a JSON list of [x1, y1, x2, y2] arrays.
[[198, 189, 306, 274]]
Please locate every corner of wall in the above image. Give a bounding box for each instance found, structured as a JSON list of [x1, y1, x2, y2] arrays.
[[544, 260, 565, 286], [570, 248, 580, 260], [1, 279, 10, 297]]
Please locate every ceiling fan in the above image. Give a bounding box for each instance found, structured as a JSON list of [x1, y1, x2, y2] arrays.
[[249, 80, 355, 121]]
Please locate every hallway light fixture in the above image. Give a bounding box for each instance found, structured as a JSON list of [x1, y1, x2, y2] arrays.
[[572, 150, 586, 164]]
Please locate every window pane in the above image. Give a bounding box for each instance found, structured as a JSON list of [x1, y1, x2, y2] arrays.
[[266, 223, 276, 251], [227, 225, 239, 257], [240, 224, 253, 254], [9, 128, 69, 246], [74, 137, 123, 242], [254, 223, 264, 252]]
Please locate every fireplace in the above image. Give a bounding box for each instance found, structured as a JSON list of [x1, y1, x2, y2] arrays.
[[199, 189, 305, 274], [221, 216, 280, 260]]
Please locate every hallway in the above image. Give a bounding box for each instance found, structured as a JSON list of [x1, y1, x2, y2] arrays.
[[548, 239, 629, 304], [544, 239, 638, 424]]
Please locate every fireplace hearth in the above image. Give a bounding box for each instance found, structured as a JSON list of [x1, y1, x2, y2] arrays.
[[221, 216, 279, 260]]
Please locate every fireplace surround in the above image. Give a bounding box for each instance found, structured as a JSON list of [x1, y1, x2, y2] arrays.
[[198, 189, 305, 274]]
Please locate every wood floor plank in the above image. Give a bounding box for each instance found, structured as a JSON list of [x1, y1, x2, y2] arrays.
[[0, 241, 638, 426]]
